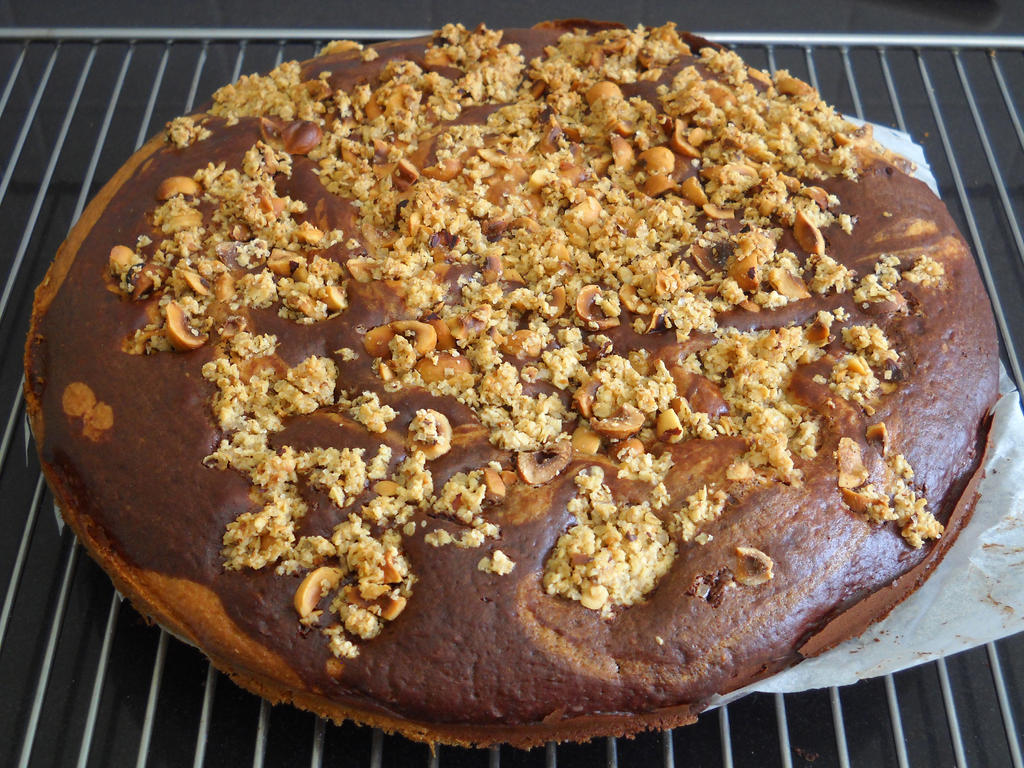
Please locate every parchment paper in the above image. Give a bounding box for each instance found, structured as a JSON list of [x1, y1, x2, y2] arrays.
[[711, 122, 1024, 703]]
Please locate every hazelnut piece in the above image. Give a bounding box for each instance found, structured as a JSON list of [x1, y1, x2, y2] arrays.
[[363, 325, 396, 358], [618, 284, 643, 313], [768, 268, 811, 300], [585, 80, 623, 106], [281, 119, 323, 155], [570, 196, 602, 227], [806, 318, 831, 344], [268, 249, 304, 276], [382, 552, 404, 583], [482, 468, 506, 501], [579, 583, 609, 611], [776, 72, 814, 97], [591, 404, 645, 439], [656, 408, 684, 443], [836, 437, 869, 489], [214, 273, 235, 302], [321, 285, 346, 311], [865, 422, 889, 452], [572, 379, 600, 418], [379, 594, 407, 621], [180, 269, 209, 296], [374, 480, 401, 497], [416, 352, 472, 384], [422, 158, 463, 181], [793, 210, 825, 256], [516, 440, 572, 485], [390, 320, 437, 355], [668, 119, 700, 158], [108, 245, 135, 273], [610, 135, 634, 170], [408, 409, 453, 459], [702, 203, 734, 220], [394, 158, 420, 188], [840, 487, 886, 516], [638, 146, 675, 176], [571, 426, 602, 455], [164, 301, 206, 351], [612, 437, 644, 462], [293, 567, 343, 618], [501, 329, 543, 359], [803, 185, 830, 210], [575, 285, 619, 330], [642, 174, 677, 197], [680, 176, 709, 206], [735, 546, 774, 586], [156, 175, 200, 200], [544, 286, 567, 319]]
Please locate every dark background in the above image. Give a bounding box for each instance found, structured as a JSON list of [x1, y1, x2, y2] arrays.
[[0, 0, 1017, 35]]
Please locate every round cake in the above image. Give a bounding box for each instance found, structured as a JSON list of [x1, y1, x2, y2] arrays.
[[24, 20, 997, 747]]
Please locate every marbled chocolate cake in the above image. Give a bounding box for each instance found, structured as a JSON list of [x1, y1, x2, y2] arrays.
[[25, 20, 997, 747]]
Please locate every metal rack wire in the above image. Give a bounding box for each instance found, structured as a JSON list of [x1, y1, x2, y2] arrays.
[[0, 28, 1021, 768]]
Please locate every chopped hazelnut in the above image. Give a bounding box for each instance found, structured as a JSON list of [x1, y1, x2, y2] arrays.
[[482, 468, 506, 501], [579, 583, 609, 611], [702, 203, 734, 220], [516, 440, 572, 484], [544, 286, 567, 319], [416, 352, 472, 384], [363, 325, 396, 357], [865, 422, 888, 452], [281, 119, 322, 155], [638, 146, 675, 176], [408, 409, 452, 459], [108, 245, 135, 273], [321, 285, 346, 311], [776, 71, 815, 97], [214, 273, 235, 302], [379, 594, 407, 621], [668, 118, 700, 158], [374, 480, 400, 496], [643, 174, 677, 197], [180, 269, 209, 296], [656, 408, 683, 443], [156, 175, 200, 200], [836, 437, 869, 489], [794, 210, 825, 256], [680, 175, 709, 206], [572, 379, 600, 418], [768, 269, 811, 300], [575, 285, 619, 330], [572, 425, 602, 455], [390, 320, 437, 355], [164, 301, 206, 351], [268, 249, 304, 276], [591, 404, 644, 439], [585, 80, 623, 106], [294, 567, 343, 618], [610, 135, 634, 169], [734, 547, 774, 586], [501, 329, 543, 359], [422, 158, 463, 181]]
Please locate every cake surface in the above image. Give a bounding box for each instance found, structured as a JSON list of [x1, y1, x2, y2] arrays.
[[24, 21, 998, 747]]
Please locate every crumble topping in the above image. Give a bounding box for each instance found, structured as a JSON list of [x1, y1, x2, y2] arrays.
[[544, 467, 676, 614], [106, 22, 956, 654]]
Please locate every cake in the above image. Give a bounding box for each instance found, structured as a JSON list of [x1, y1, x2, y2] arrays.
[[24, 20, 998, 747]]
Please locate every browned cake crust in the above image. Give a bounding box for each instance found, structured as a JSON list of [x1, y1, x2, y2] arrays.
[[24, 21, 997, 748]]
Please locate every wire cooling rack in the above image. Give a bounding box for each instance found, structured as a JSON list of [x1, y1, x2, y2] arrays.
[[0, 28, 1021, 768]]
